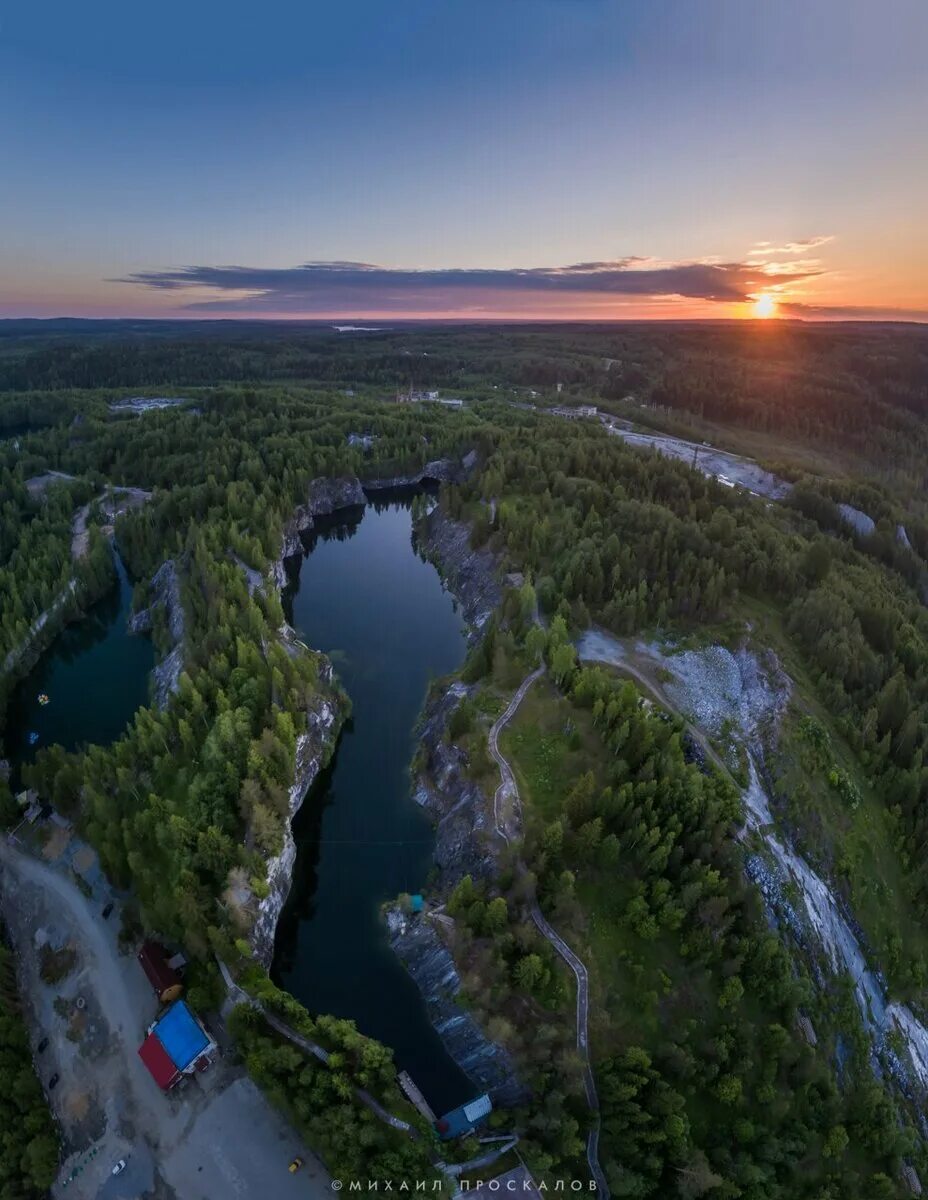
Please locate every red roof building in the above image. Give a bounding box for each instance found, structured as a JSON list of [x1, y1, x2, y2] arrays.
[[138, 1032, 181, 1090], [137, 940, 183, 1002]]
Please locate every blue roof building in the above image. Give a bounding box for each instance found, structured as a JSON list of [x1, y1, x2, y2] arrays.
[[435, 1094, 492, 1139], [151, 1000, 213, 1072]]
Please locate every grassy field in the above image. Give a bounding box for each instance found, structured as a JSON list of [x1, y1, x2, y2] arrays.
[[498, 677, 746, 1146], [496, 661, 911, 1183], [498, 680, 603, 822]]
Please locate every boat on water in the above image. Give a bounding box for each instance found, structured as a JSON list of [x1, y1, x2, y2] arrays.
[[28, 731, 40, 745], [37, 693, 50, 706]]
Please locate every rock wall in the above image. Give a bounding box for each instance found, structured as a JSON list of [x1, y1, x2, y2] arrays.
[[1, 579, 79, 681], [387, 907, 528, 1106], [251, 660, 342, 967], [414, 682, 498, 887], [273, 475, 367, 588], [394, 679, 525, 1104], [258, 478, 360, 962], [362, 456, 469, 491], [383, 496, 529, 1103], [272, 454, 478, 589], [414, 506, 502, 638], [837, 503, 876, 539], [128, 558, 186, 709]]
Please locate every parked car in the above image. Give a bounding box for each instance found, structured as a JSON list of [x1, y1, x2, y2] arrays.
[[288, 1158, 303, 1174], [48, 1074, 59, 1090], [37, 1037, 49, 1053], [112, 1160, 127, 1176], [102, 902, 114, 919]]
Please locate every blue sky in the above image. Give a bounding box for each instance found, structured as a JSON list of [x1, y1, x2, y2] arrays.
[[2, 0, 926, 319]]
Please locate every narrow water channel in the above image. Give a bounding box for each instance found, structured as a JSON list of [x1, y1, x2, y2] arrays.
[[272, 490, 475, 1115], [5, 553, 154, 784]]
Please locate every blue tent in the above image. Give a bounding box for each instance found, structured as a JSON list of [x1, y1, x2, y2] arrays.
[[152, 1000, 209, 1071]]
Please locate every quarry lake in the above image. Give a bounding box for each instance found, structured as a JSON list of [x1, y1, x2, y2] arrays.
[[6, 553, 154, 786], [6, 495, 476, 1115], [272, 490, 476, 1115]]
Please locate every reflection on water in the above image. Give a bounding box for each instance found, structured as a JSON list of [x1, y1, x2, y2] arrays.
[[273, 492, 474, 1114], [5, 553, 154, 785]]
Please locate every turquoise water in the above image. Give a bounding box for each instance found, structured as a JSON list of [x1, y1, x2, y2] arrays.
[[5, 553, 154, 782], [272, 491, 475, 1115]]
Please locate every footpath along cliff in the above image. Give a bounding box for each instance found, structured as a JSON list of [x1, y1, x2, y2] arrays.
[[389, 504, 529, 1104]]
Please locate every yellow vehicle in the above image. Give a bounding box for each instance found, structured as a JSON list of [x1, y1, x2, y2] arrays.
[[288, 1158, 303, 1174]]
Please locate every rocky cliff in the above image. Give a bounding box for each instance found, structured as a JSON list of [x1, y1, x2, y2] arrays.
[[387, 907, 527, 1106], [413, 682, 498, 887], [272, 456, 479, 589], [362, 454, 473, 491], [391, 673, 526, 1104], [273, 475, 367, 588], [382, 495, 528, 1103], [251, 659, 343, 967], [128, 558, 186, 709], [258, 479, 360, 963], [414, 505, 501, 638]]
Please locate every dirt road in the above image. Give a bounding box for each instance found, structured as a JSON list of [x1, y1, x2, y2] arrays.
[[72, 485, 153, 560], [489, 667, 543, 844], [0, 836, 329, 1200], [600, 423, 791, 500], [0, 837, 176, 1140]]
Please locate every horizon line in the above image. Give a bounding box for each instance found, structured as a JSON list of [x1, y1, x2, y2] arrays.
[[3, 314, 928, 328]]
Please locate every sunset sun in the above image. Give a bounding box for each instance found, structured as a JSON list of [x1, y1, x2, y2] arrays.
[[752, 293, 777, 319]]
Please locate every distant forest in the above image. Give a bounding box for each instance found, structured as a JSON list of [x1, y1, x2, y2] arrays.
[[2, 319, 926, 482]]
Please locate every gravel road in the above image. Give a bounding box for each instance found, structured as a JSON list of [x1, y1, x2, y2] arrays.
[[488, 667, 543, 843], [0, 836, 329, 1200]]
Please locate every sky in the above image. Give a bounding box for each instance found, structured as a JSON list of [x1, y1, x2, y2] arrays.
[[2, 0, 926, 322]]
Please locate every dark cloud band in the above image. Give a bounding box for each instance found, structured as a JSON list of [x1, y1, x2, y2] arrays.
[[114, 258, 820, 314]]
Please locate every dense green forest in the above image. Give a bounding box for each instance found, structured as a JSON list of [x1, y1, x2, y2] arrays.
[[0, 936, 59, 1198], [228, 989, 437, 1183], [2, 320, 925, 479], [452, 418, 928, 979], [4, 390, 487, 952], [443, 622, 916, 1197], [1, 321, 927, 1193]]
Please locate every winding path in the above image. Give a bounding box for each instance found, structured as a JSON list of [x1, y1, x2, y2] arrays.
[[489, 667, 543, 844], [217, 958, 417, 1135], [217, 959, 520, 1180], [490, 668, 610, 1198]]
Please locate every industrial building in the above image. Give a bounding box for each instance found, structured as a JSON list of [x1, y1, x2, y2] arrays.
[[394, 388, 440, 403], [434, 1093, 492, 1139]]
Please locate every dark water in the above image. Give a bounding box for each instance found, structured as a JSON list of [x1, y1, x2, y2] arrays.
[[5, 553, 154, 781], [272, 491, 475, 1115]]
